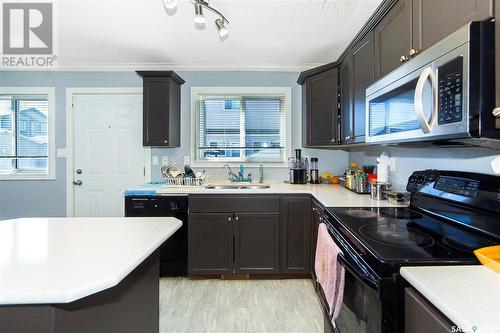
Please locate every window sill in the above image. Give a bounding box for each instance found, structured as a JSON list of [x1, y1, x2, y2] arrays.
[[0, 172, 55, 181]]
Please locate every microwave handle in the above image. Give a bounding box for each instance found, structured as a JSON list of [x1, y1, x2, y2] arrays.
[[414, 67, 438, 134]]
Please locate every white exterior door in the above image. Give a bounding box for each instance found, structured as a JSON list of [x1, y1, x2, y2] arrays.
[[73, 93, 145, 217]]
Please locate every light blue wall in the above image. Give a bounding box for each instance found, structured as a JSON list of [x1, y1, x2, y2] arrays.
[[0, 71, 348, 219], [349, 146, 500, 191]]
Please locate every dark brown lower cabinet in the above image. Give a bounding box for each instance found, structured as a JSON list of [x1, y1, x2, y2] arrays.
[[188, 213, 233, 275], [280, 196, 312, 274], [235, 213, 280, 274], [405, 287, 454, 333]]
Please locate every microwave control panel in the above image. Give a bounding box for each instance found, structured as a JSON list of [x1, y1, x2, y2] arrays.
[[438, 57, 463, 125]]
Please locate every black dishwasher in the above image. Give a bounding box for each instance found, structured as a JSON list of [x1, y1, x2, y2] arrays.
[[125, 195, 188, 276]]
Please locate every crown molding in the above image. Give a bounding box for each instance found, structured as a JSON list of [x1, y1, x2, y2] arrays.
[[0, 62, 325, 72]]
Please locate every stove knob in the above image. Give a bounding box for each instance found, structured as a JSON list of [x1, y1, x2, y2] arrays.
[[416, 175, 426, 184], [408, 176, 417, 184]]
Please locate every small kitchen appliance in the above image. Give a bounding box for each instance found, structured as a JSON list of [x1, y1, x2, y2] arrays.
[[365, 22, 498, 147], [310, 158, 320, 184], [289, 149, 308, 184]]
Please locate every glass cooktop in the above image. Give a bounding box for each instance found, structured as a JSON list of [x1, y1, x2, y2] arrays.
[[325, 207, 496, 266]]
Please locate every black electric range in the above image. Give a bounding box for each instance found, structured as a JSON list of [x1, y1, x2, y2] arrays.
[[318, 170, 500, 333]]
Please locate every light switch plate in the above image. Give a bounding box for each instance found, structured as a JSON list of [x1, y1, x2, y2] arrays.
[[152, 156, 159, 166], [162, 156, 169, 166]]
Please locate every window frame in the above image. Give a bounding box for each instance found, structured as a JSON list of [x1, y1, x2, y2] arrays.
[[191, 87, 292, 168], [0, 87, 56, 180]]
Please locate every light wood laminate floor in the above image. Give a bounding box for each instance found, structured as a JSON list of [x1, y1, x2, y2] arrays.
[[159, 278, 324, 333]]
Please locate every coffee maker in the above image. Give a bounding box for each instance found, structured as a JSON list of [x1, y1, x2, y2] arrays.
[[288, 149, 308, 184]]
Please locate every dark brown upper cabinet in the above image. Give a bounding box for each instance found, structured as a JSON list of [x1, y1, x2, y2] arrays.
[[339, 58, 352, 145], [301, 68, 339, 147], [374, 0, 413, 79], [280, 196, 312, 274], [412, 0, 493, 52], [341, 31, 375, 144], [136, 71, 185, 147]]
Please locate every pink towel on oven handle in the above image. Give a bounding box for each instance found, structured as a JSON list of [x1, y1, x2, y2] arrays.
[[314, 223, 345, 320]]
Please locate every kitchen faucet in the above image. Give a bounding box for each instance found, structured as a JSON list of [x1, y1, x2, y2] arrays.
[[223, 164, 252, 182]]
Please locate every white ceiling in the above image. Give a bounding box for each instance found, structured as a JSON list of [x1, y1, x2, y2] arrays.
[[55, 0, 383, 71]]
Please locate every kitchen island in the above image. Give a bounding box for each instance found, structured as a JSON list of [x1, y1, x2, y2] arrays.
[[0, 217, 182, 333]]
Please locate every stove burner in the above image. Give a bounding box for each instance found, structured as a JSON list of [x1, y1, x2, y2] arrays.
[[345, 210, 379, 219], [359, 223, 435, 248]]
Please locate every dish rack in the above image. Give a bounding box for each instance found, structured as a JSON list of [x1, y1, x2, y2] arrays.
[[163, 176, 210, 188]]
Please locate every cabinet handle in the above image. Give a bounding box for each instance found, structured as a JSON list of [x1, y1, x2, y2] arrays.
[[228, 216, 232, 222], [163, 139, 168, 144], [400, 55, 410, 63], [409, 48, 420, 58], [235, 216, 239, 222], [312, 207, 317, 212], [331, 138, 336, 143], [345, 135, 351, 140]]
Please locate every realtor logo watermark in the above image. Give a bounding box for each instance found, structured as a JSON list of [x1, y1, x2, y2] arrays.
[[1, 1, 57, 68]]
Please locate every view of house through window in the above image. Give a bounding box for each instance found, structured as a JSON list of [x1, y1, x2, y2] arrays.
[[195, 91, 288, 163], [0, 95, 49, 173]]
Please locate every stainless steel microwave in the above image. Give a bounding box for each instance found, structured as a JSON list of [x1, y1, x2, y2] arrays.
[[365, 21, 498, 147]]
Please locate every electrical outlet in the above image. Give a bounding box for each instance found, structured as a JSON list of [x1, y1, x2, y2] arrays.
[[161, 156, 169, 166], [389, 157, 396, 172], [184, 155, 190, 165], [152, 156, 159, 166]]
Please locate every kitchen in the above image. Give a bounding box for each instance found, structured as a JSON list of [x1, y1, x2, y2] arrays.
[[1, 0, 500, 332]]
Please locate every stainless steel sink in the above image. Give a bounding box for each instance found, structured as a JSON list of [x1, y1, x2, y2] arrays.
[[238, 184, 270, 189], [204, 185, 240, 189], [205, 184, 270, 190]]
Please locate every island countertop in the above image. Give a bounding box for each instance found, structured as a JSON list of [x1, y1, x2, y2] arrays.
[[0, 217, 182, 305]]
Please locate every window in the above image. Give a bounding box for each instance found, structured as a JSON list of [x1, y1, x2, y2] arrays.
[[192, 87, 291, 165], [0, 88, 55, 179]]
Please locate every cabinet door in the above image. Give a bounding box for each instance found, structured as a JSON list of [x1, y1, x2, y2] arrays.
[[413, 0, 493, 52], [280, 196, 312, 274], [310, 202, 322, 280], [188, 213, 233, 275], [405, 288, 453, 333], [143, 77, 171, 146], [351, 31, 375, 144], [374, 0, 413, 79], [303, 68, 339, 146], [234, 213, 280, 274], [339, 58, 353, 145]]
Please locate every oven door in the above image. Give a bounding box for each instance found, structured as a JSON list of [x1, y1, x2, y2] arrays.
[[324, 223, 383, 333], [335, 253, 382, 333]]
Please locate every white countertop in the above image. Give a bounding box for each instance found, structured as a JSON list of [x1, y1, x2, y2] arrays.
[[0, 217, 182, 305], [128, 182, 401, 207], [401, 266, 500, 333]]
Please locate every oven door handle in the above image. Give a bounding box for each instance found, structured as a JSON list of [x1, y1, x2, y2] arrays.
[[337, 253, 379, 291], [414, 67, 438, 134]]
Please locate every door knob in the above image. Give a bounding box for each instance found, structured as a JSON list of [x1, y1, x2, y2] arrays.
[[493, 107, 500, 118], [76, 169, 82, 174], [73, 180, 83, 186]]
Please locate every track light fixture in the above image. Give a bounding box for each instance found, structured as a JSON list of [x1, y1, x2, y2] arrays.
[[162, 0, 229, 40], [194, 3, 205, 24]]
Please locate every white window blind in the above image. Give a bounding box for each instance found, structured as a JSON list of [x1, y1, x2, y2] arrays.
[[0, 94, 49, 173], [195, 93, 287, 163]]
